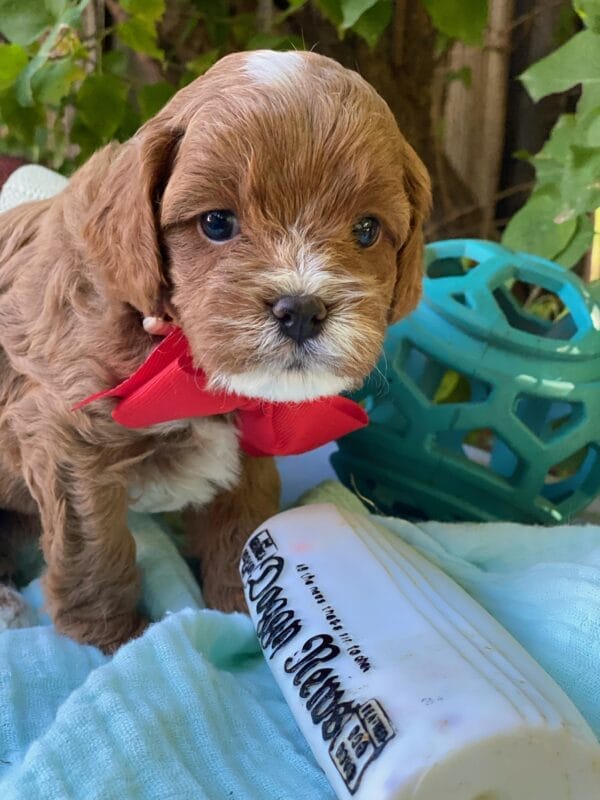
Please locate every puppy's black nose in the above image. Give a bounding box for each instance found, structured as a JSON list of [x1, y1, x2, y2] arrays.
[[271, 295, 328, 345]]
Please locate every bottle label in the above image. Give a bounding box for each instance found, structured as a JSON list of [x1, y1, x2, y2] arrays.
[[242, 527, 395, 795]]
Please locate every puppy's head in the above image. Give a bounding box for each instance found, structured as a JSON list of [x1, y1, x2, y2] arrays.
[[85, 50, 430, 402]]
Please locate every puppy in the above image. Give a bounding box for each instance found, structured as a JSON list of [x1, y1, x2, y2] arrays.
[[0, 50, 430, 652]]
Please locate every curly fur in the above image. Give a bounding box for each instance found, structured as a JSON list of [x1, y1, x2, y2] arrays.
[[0, 50, 430, 652]]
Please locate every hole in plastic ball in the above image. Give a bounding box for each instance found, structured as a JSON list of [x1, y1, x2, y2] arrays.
[[492, 279, 576, 340], [434, 428, 522, 484], [404, 344, 490, 405], [514, 395, 584, 443], [541, 444, 599, 505], [427, 256, 479, 279]]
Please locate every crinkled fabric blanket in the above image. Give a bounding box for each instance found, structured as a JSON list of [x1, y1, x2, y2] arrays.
[[1, 481, 599, 800]]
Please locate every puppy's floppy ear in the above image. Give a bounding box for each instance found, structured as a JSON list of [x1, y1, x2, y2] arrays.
[[388, 143, 431, 324], [83, 119, 182, 317]]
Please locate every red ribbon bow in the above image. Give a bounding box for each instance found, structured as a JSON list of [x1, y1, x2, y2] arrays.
[[75, 330, 368, 457]]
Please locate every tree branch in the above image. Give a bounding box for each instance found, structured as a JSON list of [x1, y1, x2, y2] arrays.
[[256, 0, 274, 34], [392, 0, 407, 70]]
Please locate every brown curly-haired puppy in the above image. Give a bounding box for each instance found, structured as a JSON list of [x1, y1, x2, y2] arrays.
[[0, 50, 430, 652]]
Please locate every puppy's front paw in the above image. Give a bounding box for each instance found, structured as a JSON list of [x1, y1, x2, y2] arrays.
[[0, 584, 34, 631], [55, 611, 149, 654]]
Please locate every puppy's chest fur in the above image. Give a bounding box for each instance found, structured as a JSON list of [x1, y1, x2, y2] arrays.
[[127, 417, 241, 514]]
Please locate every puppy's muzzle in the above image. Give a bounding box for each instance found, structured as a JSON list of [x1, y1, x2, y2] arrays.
[[271, 294, 328, 345]]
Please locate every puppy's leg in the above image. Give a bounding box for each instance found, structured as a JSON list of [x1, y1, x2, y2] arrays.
[[0, 585, 34, 631], [19, 434, 145, 652], [42, 486, 145, 652], [184, 455, 280, 613]]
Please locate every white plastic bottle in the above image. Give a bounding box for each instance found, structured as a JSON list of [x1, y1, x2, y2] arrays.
[[240, 503, 600, 800]]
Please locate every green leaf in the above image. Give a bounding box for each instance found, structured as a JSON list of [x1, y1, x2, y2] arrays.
[[0, 87, 44, 146], [575, 0, 600, 33], [60, 0, 91, 29], [227, 13, 257, 48], [520, 29, 600, 102], [245, 33, 304, 51], [575, 107, 600, 147], [421, 0, 488, 46], [557, 145, 600, 221], [577, 82, 600, 115], [120, 0, 165, 21], [0, 0, 53, 45], [115, 108, 141, 140], [502, 189, 577, 260], [14, 20, 65, 107], [197, 1, 233, 48], [0, 43, 28, 91], [117, 0, 164, 59], [339, 0, 381, 30], [71, 114, 103, 163], [137, 81, 175, 122], [316, 0, 391, 42], [103, 50, 130, 77], [538, 114, 577, 156], [315, 0, 343, 28], [31, 56, 85, 105], [7, 4, 88, 105], [530, 114, 576, 186], [45, 0, 69, 17], [525, 105, 600, 226], [76, 73, 128, 141], [530, 106, 600, 176], [185, 49, 220, 78], [275, 0, 308, 23], [554, 214, 594, 267], [245, 33, 289, 50], [117, 18, 164, 61], [351, 0, 392, 48]]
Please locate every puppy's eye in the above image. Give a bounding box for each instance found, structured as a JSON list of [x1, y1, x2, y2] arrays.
[[352, 216, 380, 248], [198, 210, 239, 242]]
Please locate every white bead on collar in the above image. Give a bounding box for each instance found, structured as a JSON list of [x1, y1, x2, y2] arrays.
[[142, 316, 174, 336]]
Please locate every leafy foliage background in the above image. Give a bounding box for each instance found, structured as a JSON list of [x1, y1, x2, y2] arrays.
[[502, 1, 600, 270], [0, 0, 598, 274]]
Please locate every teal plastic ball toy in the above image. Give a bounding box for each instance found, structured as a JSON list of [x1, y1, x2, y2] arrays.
[[332, 239, 600, 524]]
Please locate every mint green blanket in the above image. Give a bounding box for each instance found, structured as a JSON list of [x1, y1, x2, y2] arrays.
[[1, 482, 599, 799]]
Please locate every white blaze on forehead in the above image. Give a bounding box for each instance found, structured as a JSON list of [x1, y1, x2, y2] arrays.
[[244, 50, 305, 88]]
